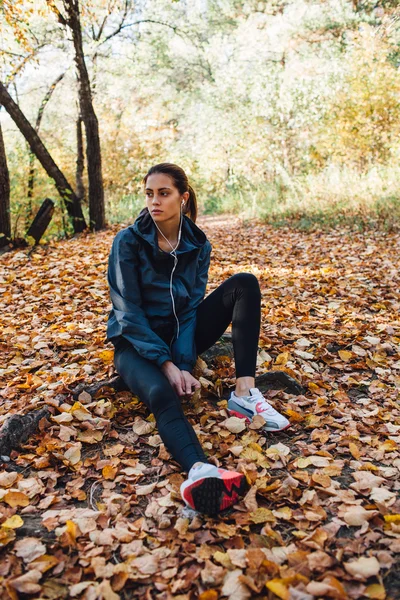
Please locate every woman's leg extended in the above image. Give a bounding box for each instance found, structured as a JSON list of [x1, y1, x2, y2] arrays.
[[113, 339, 209, 473], [195, 273, 261, 382]]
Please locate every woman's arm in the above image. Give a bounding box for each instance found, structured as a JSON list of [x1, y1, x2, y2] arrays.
[[171, 240, 212, 372], [107, 229, 173, 368]]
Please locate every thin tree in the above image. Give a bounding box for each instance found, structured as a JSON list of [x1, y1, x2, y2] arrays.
[[48, 0, 106, 231], [0, 81, 87, 233], [75, 101, 85, 204], [0, 120, 11, 248], [27, 72, 66, 221]]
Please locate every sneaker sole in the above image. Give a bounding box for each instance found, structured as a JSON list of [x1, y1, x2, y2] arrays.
[[228, 408, 291, 432], [181, 472, 249, 516]]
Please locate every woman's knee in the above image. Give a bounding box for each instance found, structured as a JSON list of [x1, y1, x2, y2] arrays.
[[146, 382, 178, 415], [230, 272, 261, 295]]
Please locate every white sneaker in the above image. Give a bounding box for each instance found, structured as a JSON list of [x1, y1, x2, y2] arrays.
[[227, 387, 290, 432], [180, 462, 249, 516]]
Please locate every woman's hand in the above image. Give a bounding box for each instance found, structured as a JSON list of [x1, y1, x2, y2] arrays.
[[161, 361, 200, 399], [180, 370, 201, 398]]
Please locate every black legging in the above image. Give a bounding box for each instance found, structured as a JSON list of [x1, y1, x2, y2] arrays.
[[113, 273, 261, 473]]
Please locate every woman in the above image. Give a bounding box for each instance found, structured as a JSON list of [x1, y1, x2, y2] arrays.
[[106, 163, 290, 517]]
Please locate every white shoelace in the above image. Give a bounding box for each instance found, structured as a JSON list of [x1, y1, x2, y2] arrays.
[[235, 388, 280, 416]]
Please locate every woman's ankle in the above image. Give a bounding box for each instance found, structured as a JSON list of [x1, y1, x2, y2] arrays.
[[234, 389, 250, 398], [235, 377, 255, 397]]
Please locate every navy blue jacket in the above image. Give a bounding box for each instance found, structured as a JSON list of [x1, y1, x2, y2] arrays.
[[106, 208, 212, 373]]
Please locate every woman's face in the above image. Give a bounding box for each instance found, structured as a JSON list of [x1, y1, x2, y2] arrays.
[[145, 173, 188, 222]]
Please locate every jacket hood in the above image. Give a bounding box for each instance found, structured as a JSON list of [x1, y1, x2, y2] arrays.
[[131, 208, 208, 258]]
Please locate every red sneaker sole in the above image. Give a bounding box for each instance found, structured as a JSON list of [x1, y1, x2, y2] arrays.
[[182, 472, 249, 516]]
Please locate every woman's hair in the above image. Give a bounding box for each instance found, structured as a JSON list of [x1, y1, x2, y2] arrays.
[[141, 163, 198, 223]]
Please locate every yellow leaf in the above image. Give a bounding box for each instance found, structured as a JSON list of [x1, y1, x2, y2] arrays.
[[213, 550, 232, 568], [360, 462, 379, 471], [66, 520, 78, 544], [98, 350, 114, 363], [349, 442, 361, 459], [1, 515, 24, 529], [3, 491, 30, 507], [241, 447, 263, 461], [0, 527, 16, 547], [266, 579, 290, 600], [339, 350, 353, 362], [249, 442, 263, 452], [380, 440, 397, 452], [384, 514, 400, 523], [366, 357, 378, 369], [102, 465, 118, 480], [275, 352, 290, 366], [365, 583, 386, 599], [372, 352, 387, 365], [308, 382, 324, 393], [273, 507, 292, 520], [250, 507, 276, 524]]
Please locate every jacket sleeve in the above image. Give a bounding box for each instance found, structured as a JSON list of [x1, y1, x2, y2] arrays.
[[107, 230, 173, 368], [171, 240, 212, 373]]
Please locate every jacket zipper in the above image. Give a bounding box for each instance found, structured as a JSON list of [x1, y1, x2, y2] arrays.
[[169, 253, 179, 350]]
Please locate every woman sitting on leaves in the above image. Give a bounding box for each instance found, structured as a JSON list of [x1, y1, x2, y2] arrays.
[[106, 162, 290, 516]]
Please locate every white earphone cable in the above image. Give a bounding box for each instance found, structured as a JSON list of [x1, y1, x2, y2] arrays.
[[149, 201, 185, 349]]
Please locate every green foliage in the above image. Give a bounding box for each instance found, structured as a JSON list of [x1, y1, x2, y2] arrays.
[[3, 0, 400, 240]]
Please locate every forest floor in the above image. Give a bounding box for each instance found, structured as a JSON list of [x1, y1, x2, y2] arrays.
[[0, 214, 400, 600]]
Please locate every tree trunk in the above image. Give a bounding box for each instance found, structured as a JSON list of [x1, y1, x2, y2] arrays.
[[27, 72, 65, 221], [0, 407, 50, 457], [0, 120, 11, 248], [26, 198, 55, 244], [64, 0, 106, 231], [76, 112, 85, 202], [0, 81, 87, 234]]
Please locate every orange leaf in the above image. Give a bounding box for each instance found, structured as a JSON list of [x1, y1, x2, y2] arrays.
[[349, 442, 361, 459], [102, 465, 118, 480], [199, 592, 219, 600], [285, 409, 304, 422]]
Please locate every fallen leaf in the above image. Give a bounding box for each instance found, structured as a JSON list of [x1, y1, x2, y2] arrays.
[[132, 418, 156, 435], [265, 579, 290, 600], [344, 556, 380, 580], [3, 491, 30, 508], [343, 505, 378, 526], [223, 416, 247, 433]]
